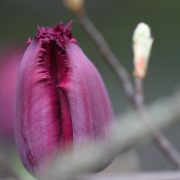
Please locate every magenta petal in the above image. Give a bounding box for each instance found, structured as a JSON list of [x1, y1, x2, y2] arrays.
[[59, 41, 114, 149], [15, 36, 61, 174], [15, 21, 115, 176]]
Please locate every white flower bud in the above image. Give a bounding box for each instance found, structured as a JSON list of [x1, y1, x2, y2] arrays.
[[133, 22, 153, 78]]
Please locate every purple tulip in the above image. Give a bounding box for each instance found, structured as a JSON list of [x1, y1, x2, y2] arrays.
[[0, 47, 23, 141], [15, 21, 115, 175]]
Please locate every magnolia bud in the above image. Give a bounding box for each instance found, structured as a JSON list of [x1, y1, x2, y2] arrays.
[[133, 22, 153, 78], [15, 21, 115, 176]]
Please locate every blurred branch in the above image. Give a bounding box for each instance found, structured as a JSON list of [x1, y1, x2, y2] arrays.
[[46, 92, 180, 180], [134, 77, 180, 166], [116, 90, 180, 151], [77, 11, 180, 166], [79, 172, 180, 180]]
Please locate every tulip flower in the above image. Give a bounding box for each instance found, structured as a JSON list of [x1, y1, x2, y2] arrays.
[[0, 47, 23, 141], [15, 21, 115, 176]]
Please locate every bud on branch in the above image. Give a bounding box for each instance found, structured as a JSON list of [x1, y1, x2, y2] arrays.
[[133, 22, 154, 78]]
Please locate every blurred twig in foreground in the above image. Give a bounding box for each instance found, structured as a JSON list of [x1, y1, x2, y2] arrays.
[[79, 172, 180, 180], [45, 91, 180, 180], [2, 90, 180, 180]]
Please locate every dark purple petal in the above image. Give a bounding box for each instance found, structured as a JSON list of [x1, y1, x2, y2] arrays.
[[58, 40, 114, 149], [15, 21, 115, 176], [15, 36, 61, 174]]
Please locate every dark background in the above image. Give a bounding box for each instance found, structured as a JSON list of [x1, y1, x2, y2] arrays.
[[0, 0, 180, 177]]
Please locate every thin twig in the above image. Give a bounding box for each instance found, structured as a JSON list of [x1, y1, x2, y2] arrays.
[[77, 12, 180, 166], [77, 13, 135, 103], [79, 172, 180, 180], [134, 77, 180, 166]]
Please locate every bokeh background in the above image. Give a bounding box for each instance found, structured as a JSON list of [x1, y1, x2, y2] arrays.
[[0, 0, 180, 178]]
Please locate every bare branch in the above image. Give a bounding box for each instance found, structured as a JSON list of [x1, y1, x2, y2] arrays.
[[134, 77, 180, 165], [79, 172, 180, 180], [45, 92, 180, 180], [77, 11, 180, 166], [77, 13, 134, 102]]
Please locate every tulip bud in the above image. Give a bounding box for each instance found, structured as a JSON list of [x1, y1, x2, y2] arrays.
[[133, 22, 153, 78], [0, 46, 23, 141], [15, 21, 115, 176]]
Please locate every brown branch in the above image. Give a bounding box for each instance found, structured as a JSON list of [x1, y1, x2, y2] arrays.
[[79, 172, 180, 180], [45, 92, 180, 180], [77, 12, 180, 167], [134, 77, 180, 166], [77, 13, 134, 103]]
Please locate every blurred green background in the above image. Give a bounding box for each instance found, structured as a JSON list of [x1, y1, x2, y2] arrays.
[[1, 0, 180, 177]]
